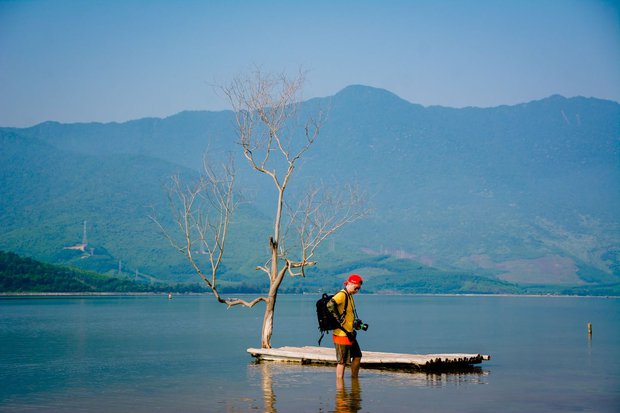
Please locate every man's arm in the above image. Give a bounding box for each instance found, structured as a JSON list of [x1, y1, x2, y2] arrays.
[[326, 298, 341, 322]]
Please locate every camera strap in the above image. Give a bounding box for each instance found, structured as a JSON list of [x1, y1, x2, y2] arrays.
[[341, 290, 359, 342], [344, 289, 359, 320]]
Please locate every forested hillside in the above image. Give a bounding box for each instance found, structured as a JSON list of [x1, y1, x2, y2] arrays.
[[1, 86, 618, 294], [0, 250, 177, 293]]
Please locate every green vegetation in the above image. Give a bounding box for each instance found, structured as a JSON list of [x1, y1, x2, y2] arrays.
[[0, 250, 204, 293]]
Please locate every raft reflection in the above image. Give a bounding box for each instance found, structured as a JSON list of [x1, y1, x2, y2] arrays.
[[250, 361, 488, 412]]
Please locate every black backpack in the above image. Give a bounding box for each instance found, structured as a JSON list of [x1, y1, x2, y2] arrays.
[[316, 291, 348, 345]]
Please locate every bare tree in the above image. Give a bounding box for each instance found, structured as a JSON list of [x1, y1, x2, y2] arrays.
[[154, 69, 367, 348]]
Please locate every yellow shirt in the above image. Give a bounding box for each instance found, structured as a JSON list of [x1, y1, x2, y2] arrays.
[[331, 289, 355, 338]]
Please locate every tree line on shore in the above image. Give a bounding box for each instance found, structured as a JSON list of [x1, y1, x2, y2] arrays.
[[0, 250, 200, 293], [3, 250, 619, 296]]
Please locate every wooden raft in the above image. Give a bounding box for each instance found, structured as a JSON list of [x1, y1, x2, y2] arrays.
[[248, 346, 490, 370]]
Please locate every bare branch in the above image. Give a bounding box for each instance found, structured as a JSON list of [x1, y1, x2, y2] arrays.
[[224, 296, 268, 308], [285, 183, 371, 276], [220, 68, 318, 194], [151, 155, 272, 306]]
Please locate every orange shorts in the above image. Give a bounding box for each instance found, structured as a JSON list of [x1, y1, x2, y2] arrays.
[[333, 334, 353, 345]]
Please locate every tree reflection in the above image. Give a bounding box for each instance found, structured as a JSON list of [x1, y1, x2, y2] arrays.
[[258, 362, 277, 413]]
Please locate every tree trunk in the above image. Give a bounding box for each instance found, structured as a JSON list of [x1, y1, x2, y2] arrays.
[[261, 293, 276, 348], [261, 236, 283, 348]]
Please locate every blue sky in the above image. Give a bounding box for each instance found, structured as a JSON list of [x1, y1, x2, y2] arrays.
[[0, 0, 618, 127]]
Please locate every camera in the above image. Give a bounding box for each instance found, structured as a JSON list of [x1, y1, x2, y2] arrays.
[[353, 319, 369, 331]]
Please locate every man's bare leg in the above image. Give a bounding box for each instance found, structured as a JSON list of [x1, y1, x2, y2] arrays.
[[351, 357, 361, 378], [336, 362, 346, 379]]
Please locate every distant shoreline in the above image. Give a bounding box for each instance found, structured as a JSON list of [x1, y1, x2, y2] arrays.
[[0, 292, 168, 297], [1, 292, 617, 299]]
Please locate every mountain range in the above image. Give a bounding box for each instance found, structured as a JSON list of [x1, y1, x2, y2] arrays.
[[1, 85, 619, 294]]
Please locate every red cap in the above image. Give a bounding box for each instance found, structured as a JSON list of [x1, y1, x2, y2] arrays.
[[344, 274, 363, 285]]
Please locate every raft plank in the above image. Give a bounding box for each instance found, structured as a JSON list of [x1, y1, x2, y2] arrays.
[[247, 346, 490, 369]]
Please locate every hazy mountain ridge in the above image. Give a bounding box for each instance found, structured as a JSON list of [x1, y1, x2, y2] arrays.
[[1, 86, 619, 293], [5, 110, 235, 169], [309, 87, 619, 284]]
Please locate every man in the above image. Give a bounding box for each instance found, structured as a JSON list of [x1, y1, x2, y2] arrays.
[[327, 274, 364, 379]]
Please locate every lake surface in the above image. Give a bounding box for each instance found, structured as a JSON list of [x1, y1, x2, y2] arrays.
[[1, 294, 618, 412]]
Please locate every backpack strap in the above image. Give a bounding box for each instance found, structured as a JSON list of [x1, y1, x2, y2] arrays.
[[318, 330, 326, 346]]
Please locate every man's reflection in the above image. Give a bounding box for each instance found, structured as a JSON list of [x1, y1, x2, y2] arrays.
[[335, 378, 362, 412], [254, 362, 364, 413]]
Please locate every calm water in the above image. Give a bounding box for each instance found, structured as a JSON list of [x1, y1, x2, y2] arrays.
[[1, 294, 618, 412]]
